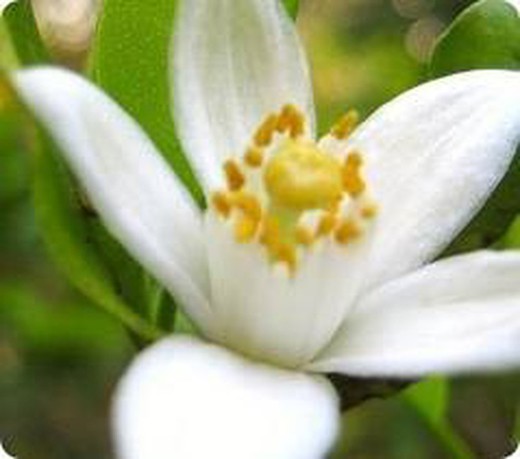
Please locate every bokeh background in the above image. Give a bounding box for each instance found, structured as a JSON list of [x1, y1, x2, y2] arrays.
[[1, 0, 519, 458]]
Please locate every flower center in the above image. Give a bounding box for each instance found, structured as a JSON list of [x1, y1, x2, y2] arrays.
[[210, 104, 377, 275], [264, 139, 343, 212]]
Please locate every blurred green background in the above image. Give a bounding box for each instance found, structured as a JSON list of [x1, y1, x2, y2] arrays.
[[1, 0, 519, 458]]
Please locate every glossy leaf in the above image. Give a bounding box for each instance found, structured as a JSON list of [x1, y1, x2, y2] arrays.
[[90, 0, 203, 204], [431, 0, 520, 78]]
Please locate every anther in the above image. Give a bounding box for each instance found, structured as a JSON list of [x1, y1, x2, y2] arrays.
[[273, 243, 297, 274], [331, 110, 359, 140], [230, 192, 262, 221], [254, 114, 279, 147], [234, 216, 259, 243], [244, 146, 264, 168], [317, 212, 337, 237], [335, 219, 361, 245], [224, 160, 246, 191], [260, 215, 281, 248], [295, 226, 314, 247], [211, 192, 232, 218], [342, 151, 366, 197], [361, 202, 378, 220]]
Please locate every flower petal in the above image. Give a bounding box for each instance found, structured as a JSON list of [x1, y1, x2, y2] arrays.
[[113, 336, 339, 459], [345, 70, 520, 289], [205, 214, 375, 369], [507, 0, 520, 14], [172, 0, 315, 193], [309, 251, 520, 377], [0, 442, 15, 459], [13, 67, 213, 329]]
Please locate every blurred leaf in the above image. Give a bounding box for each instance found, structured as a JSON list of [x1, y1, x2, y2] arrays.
[[2, 0, 49, 65], [283, 0, 300, 18], [430, 0, 520, 78], [90, 0, 203, 204], [403, 378, 474, 459], [4, 0, 179, 338]]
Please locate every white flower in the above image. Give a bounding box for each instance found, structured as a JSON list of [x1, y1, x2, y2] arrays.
[[0, 442, 14, 459], [507, 445, 520, 458], [12, 0, 520, 457], [507, 0, 520, 14], [0, 0, 15, 14]]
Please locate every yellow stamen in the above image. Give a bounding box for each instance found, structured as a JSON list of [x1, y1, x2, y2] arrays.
[[317, 213, 338, 237], [224, 160, 246, 191], [361, 202, 378, 220], [254, 114, 279, 147], [273, 243, 297, 274], [331, 110, 359, 140], [234, 216, 260, 243], [211, 192, 232, 218], [230, 191, 262, 221], [244, 146, 264, 168], [264, 139, 343, 212], [342, 151, 366, 197], [295, 226, 314, 247], [335, 219, 361, 245], [260, 215, 281, 248]]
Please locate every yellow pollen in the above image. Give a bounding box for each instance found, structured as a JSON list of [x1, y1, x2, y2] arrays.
[[273, 243, 297, 274], [361, 202, 378, 220], [230, 192, 262, 221], [234, 216, 260, 243], [275, 104, 305, 139], [224, 160, 246, 191], [295, 226, 315, 247], [264, 139, 343, 212], [211, 192, 232, 218], [254, 114, 279, 147], [260, 215, 281, 248], [335, 219, 361, 245], [331, 110, 359, 140], [342, 152, 366, 197], [244, 146, 264, 168], [317, 212, 338, 237]]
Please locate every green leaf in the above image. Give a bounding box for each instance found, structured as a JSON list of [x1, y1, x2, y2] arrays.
[[30, 131, 163, 342], [430, 0, 520, 78], [90, 0, 203, 204], [4, 2, 166, 340], [2, 0, 49, 66], [283, 0, 300, 18], [403, 378, 474, 459]]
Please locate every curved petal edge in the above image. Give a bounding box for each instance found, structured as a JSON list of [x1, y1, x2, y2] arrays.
[[113, 336, 339, 459]]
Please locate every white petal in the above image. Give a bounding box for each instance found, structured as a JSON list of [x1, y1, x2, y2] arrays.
[[506, 0, 520, 14], [309, 251, 520, 377], [205, 214, 374, 369], [113, 336, 339, 459], [0, 442, 14, 459], [346, 70, 520, 289], [506, 445, 520, 459], [13, 67, 213, 329], [0, 0, 15, 13], [172, 0, 315, 193]]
